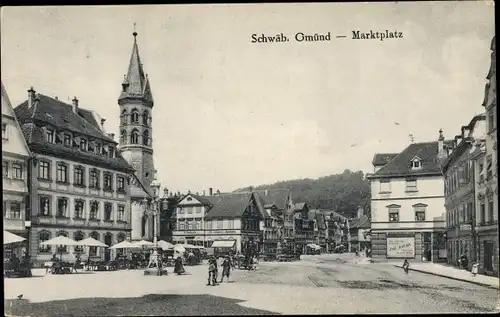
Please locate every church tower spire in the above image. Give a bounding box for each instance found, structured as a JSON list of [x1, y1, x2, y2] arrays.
[[118, 26, 155, 186]]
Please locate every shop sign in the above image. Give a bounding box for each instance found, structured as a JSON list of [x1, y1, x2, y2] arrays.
[[387, 237, 415, 258]]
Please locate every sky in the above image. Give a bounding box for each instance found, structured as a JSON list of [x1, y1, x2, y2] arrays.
[[1, 2, 495, 194]]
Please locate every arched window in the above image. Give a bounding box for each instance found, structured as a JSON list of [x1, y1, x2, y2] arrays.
[[131, 109, 139, 123], [120, 130, 127, 144], [141, 214, 148, 238], [89, 231, 100, 256], [39, 230, 52, 253], [56, 230, 69, 253], [142, 110, 149, 126], [143, 130, 149, 146], [121, 110, 128, 125], [74, 231, 84, 252], [131, 129, 139, 144]]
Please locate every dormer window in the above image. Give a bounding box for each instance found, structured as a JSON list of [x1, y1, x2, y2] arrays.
[[108, 146, 115, 158], [63, 134, 72, 147], [95, 143, 102, 155], [46, 129, 55, 143], [80, 139, 87, 151], [410, 157, 422, 169]]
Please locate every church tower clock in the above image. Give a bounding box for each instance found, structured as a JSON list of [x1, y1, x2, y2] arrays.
[[118, 29, 155, 187]]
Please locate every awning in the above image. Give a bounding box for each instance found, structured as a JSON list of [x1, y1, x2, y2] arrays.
[[211, 240, 236, 248], [3, 230, 26, 245], [306, 243, 321, 250]]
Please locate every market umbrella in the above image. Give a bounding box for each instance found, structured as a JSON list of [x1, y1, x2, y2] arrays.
[[133, 240, 155, 248], [157, 240, 174, 250], [77, 237, 108, 248], [3, 230, 26, 245], [110, 240, 141, 249], [173, 244, 186, 254], [40, 235, 79, 261]]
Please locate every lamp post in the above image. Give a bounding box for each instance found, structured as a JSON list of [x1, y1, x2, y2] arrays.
[[143, 171, 162, 275]]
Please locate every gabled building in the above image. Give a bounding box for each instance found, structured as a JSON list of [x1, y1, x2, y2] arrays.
[[348, 207, 371, 253], [367, 140, 451, 263], [2, 82, 31, 250], [293, 202, 314, 253], [324, 210, 348, 252], [116, 30, 156, 242], [308, 209, 327, 252], [15, 89, 135, 266]]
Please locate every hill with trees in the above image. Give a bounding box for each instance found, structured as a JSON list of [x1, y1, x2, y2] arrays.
[[235, 169, 371, 219]]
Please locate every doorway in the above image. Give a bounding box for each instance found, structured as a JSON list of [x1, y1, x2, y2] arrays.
[[484, 241, 493, 271], [104, 233, 113, 262], [422, 232, 432, 262]]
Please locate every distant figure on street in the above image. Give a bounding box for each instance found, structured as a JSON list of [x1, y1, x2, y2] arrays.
[[471, 261, 479, 277], [207, 256, 218, 286], [459, 254, 469, 270], [174, 255, 184, 275], [220, 255, 232, 283], [402, 259, 409, 274]]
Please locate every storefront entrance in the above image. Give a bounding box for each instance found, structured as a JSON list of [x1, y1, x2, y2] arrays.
[[484, 241, 493, 271]]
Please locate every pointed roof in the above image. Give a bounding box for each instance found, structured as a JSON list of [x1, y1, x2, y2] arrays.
[[204, 192, 254, 219], [118, 31, 154, 106], [1, 82, 31, 158]]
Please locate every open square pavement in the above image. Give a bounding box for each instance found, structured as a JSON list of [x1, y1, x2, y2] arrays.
[[4, 254, 500, 316]]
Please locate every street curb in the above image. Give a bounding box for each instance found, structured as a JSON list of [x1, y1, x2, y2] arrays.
[[393, 265, 499, 290]]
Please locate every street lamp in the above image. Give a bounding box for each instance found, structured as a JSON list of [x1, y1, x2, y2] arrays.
[[142, 171, 162, 275]]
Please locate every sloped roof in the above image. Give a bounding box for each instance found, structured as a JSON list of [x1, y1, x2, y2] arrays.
[[253, 189, 290, 210], [372, 153, 398, 166], [369, 141, 453, 178], [350, 214, 370, 229], [14, 93, 134, 173], [118, 32, 153, 105], [204, 192, 253, 219], [1, 82, 31, 157], [294, 202, 307, 211], [178, 193, 213, 206]]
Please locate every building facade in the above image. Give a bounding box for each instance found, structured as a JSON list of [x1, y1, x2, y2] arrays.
[[440, 116, 486, 269], [173, 192, 213, 247], [368, 141, 448, 263], [293, 202, 314, 254], [117, 30, 156, 242], [15, 89, 135, 266], [348, 207, 371, 253], [325, 210, 347, 253], [2, 82, 31, 254], [477, 36, 498, 276]]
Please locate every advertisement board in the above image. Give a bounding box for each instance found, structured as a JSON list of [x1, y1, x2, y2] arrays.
[[386, 237, 415, 258]]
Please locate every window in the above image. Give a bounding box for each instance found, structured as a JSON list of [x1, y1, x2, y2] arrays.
[[217, 219, 223, 229], [57, 198, 68, 217], [46, 129, 54, 143], [130, 130, 139, 144], [95, 143, 102, 155], [90, 201, 99, 219], [89, 169, 100, 189], [74, 231, 84, 252], [228, 220, 234, 229], [39, 231, 51, 253], [12, 163, 23, 179], [80, 139, 87, 151], [196, 220, 202, 230], [38, 161, 50, 180], [187, 207, 193, 214], [412, 160, 420, 168], [56, 163, 68, 183], [39, 195, 51, 216], [406, 178, 417, 192], [89, 232, 99, 256], [56, 231, 68, 253], [104, 203, 113, 221], [415, 208, 426, 221], [488, 108, 496, 132], [188, 221, 193, 230], [131, 110, 139, 123], [88, 142, 94, 152], [74, 166, 84, 186], [486, 155, 493, 179], [121, 110, 127, 125], [117, 176, 125, 192], [178, 207, 184, 214], [75, 199, 85, 219], [179, 222, 185, 230], [480, 202, 486, 224], [117, 205, 125, 221], [479, 163, 485, 182], [467, 202, 473, 222], [2, 161, 8, 178], [388, 208, 400, 222], [143, 130, 149, 146], [143, 110, 149, 125], [10, 202, 21, 219], [104, 173, 113, 191], [120, 130, 127, 143], [205, 220, 212, 230], [2, 123, 7, 139], [108, 146, 115, 158], [488, 199, 494, 223], [63, 134, 71, 147], [380, 180, 391, 193]]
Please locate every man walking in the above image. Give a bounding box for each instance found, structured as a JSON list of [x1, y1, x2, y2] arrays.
[[220, 255, 232, 283], [207, 256, 218, 286]]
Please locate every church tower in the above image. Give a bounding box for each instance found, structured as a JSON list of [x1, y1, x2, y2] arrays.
[[118, 29, 155, 187]]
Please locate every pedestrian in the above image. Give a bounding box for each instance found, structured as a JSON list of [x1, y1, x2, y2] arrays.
[[207, 256, 218, 286], [174, 255, 184, 275], [471, 262, 479, 277], [402, 259, 409, 274], [220, 255, 232, 283]]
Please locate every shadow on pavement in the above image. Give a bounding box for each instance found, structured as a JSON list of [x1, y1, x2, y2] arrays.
[[4, 294, 281, 316]]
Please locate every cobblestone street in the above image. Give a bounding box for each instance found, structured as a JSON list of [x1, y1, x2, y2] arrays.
[[4, 255, 499, 315]]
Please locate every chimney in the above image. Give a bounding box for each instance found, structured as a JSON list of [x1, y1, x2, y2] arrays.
[[27, 87, 36, 108], [209, 188, 213, 196], [72, 96, 79, 113], [107, 133, 115, 141], [216, 189, 220, 195], [55, 96, 58, 100], [437, 129, 446, 160], [101, 118, 106, 130]]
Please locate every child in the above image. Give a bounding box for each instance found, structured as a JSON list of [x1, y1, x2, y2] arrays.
[[402, 259, 409, 274]]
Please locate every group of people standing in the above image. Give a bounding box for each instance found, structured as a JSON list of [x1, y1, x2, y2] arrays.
[[207, 254, 233, 286]]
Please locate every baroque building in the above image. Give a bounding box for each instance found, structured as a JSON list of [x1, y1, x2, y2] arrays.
[[14, 89, 134, 266], [2, 82, 31, 250], [117, 30, 157, 242]]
